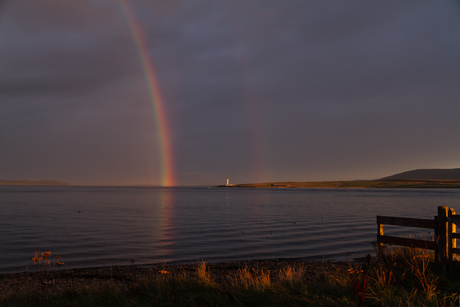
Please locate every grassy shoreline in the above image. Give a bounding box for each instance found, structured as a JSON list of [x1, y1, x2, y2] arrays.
[[2, 249, 460, 306], [230, 179, 460, 189]]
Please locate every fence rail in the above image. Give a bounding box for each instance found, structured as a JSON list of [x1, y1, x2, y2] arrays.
[[377, 216, 435, 229], [377, 206, 458, 267], [377, 235, 437, 250]]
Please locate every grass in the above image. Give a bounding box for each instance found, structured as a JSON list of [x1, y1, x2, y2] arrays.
[[2, 248, 460, 306]]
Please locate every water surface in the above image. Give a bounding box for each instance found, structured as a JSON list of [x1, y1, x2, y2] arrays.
[[1, 186, 459, 273]]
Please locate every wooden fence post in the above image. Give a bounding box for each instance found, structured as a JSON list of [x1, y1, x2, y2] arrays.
[[437, 206, 448, 266], [448, 208, 456, 267], [377, 219, 384, 257], [434, 216, 439, 264]]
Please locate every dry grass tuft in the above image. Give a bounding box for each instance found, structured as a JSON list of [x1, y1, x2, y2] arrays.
[[225, 266, 272, 291], [195, 261, 212, 285], [277, 263, 305, 286]]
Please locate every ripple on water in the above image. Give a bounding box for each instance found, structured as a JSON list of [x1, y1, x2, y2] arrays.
[[1, 186, 459, 273]]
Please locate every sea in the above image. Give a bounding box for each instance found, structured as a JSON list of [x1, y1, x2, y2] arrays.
[[1, 185, 459, 274]]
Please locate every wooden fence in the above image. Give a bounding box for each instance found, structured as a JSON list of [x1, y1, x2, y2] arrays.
[[377, 206, 460, 266]]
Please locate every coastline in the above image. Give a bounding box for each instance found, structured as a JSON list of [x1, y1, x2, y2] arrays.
[[2, 250, 459, 306], [221, 180, 460, 189], [0, 180, 70, 186], [0, 259, 353, 297]]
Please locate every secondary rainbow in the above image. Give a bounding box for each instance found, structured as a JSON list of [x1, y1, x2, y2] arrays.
[[118, 0, 175, 186]]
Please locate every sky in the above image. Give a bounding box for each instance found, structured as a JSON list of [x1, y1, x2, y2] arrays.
[[1, 0, 460, 186]]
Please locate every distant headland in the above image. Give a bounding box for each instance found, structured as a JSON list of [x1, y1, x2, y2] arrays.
[[378, 168, 460, 181], [222, 168, 460, 189], [0, 180, 70, 186]]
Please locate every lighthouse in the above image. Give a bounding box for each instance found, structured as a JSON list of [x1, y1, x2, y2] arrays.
[[219, 177, 233, 187]]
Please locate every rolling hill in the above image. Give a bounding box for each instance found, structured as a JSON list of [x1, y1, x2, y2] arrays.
[[379, 168, 460, 181], [229, 168, 460, 189]]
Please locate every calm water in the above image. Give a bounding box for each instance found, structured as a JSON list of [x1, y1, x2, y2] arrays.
[[1, 186, 459, 274]]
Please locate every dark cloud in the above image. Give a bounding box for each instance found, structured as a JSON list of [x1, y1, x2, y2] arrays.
[[1, 0, 460, 185]]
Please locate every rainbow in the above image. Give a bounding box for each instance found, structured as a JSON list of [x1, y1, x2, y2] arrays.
[[118, 0, 175, 186]]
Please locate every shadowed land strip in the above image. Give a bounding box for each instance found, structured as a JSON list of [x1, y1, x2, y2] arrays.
[[231, 180, 460, 189], [0, 180, 70, 186]]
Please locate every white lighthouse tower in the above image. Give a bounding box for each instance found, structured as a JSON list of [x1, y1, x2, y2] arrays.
[[226, 177, 229, 186]]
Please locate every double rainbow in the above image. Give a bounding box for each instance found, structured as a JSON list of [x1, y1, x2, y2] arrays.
[[118, 0, 175, 186]]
